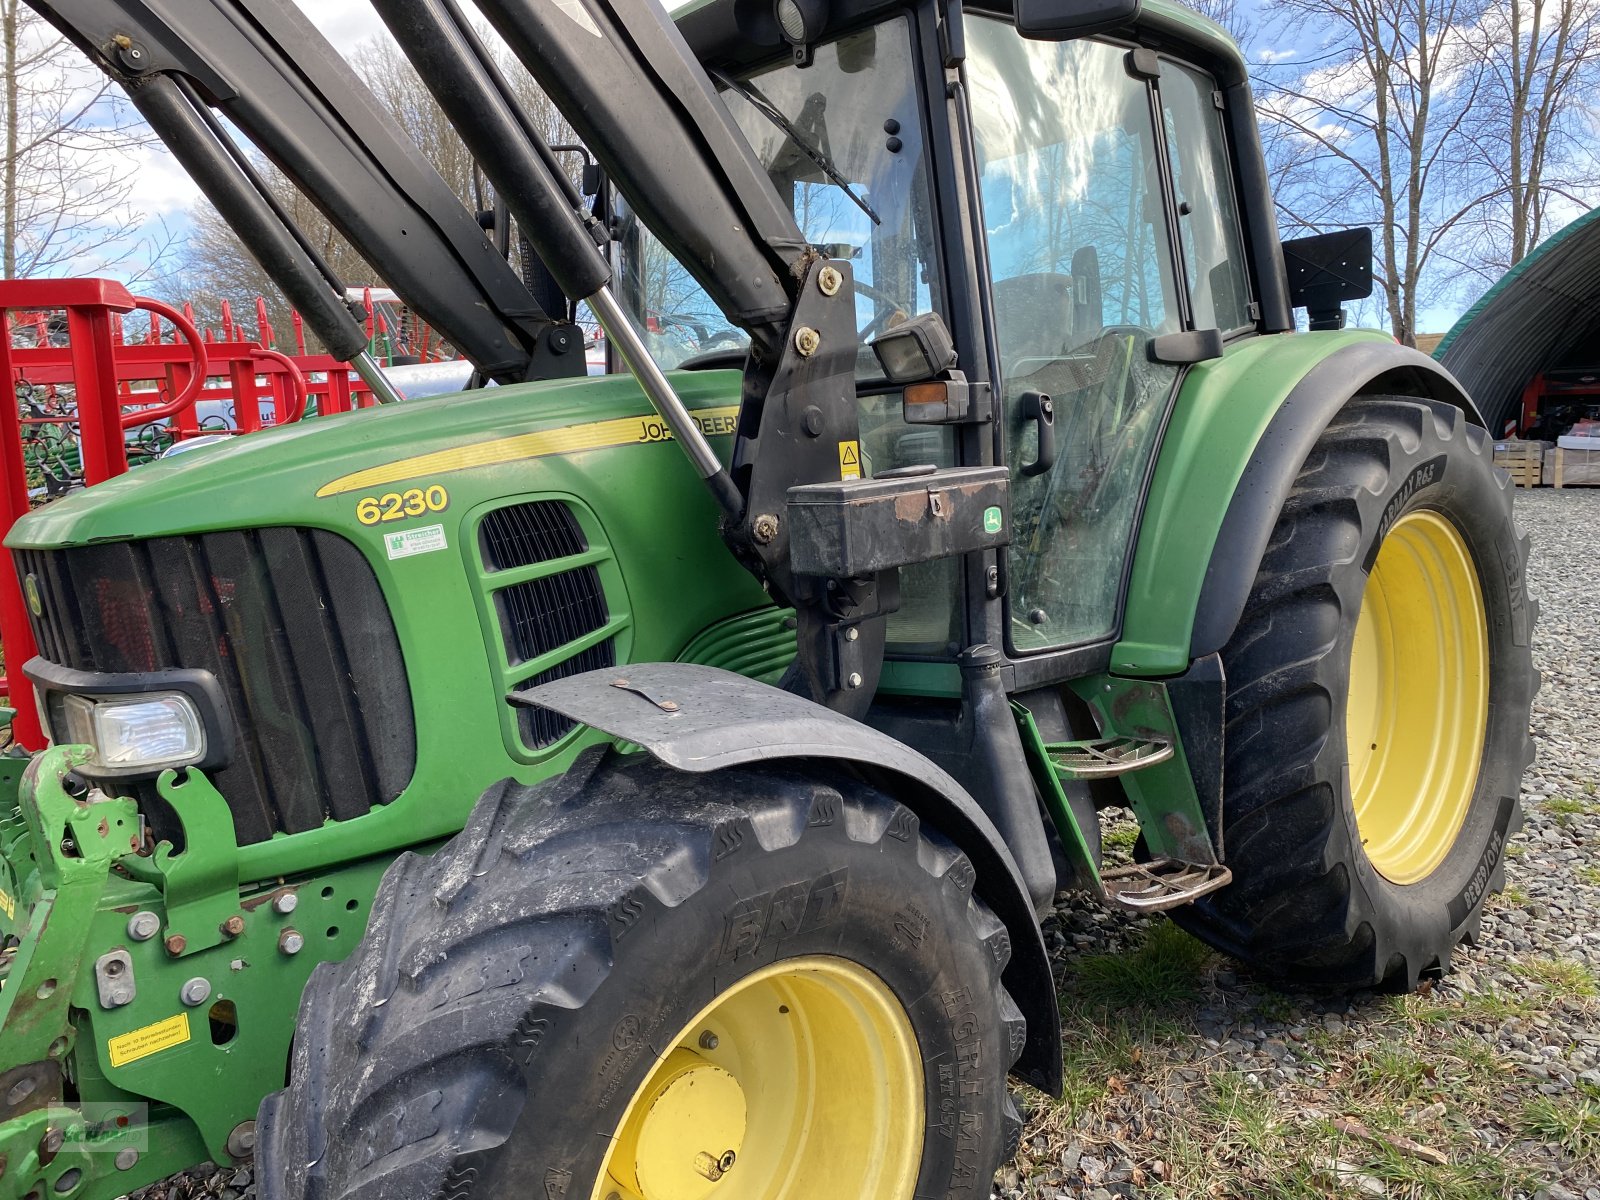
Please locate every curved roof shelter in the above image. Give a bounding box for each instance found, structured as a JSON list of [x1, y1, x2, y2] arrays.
[[1435, 206, 1600, 434]]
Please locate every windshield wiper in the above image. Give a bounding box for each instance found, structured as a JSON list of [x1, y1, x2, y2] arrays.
[[712, 69, 881, 227]]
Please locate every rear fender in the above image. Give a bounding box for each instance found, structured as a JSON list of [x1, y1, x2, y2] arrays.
[[1116, 333, 1483, 677], [516, 662, 1064, 1096]]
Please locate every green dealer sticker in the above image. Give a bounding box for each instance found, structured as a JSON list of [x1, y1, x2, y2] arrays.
[[983, 506, 1004, 535]]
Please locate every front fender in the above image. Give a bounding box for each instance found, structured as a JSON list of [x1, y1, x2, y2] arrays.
[[1115, 331, 1483, 677], [516, 662, 1064, 1096]]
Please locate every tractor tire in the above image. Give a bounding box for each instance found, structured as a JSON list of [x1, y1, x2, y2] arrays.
[[1175, 396, 1535, 990], [256, 749, 1025, 1200]]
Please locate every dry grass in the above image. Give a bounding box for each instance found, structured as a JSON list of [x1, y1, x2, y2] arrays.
[[1005, 912, 1597, 1199]]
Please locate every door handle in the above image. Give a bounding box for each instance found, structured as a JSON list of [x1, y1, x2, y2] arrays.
[[1020, 390, 1055, 477]]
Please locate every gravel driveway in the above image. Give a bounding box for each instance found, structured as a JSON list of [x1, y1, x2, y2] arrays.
[[1002, 487, 1600, 1200], [133, 490, 1599, 1200]]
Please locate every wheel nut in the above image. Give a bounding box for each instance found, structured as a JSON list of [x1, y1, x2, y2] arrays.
[[127, 911, 160, 941], [279, 929, 304, 956], [793, 326, 821, 356], [180, 977, 211, 1007], [220, 915, 245, 938], [271, 890, 298, 915], [164, 934, 187, 957], [698, 1030, 719, 1050]]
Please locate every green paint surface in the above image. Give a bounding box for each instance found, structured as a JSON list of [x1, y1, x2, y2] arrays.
[[1114, 328, 1388, 676]]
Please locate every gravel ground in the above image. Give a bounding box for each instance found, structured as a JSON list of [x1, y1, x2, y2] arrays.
[[132, 489, 1599, 1200], [1000, 488, 1600, 1200]]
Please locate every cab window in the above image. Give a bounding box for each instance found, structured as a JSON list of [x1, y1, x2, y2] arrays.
[[1160, 61, 1254, 333]]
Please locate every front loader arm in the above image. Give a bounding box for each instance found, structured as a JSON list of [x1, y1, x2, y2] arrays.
[[26, 0, 567, 383]]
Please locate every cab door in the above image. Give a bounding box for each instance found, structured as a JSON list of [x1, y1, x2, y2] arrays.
[[963, 19, 1255, 662]]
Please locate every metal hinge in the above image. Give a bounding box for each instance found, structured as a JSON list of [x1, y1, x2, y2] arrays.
[[1212, 88, 1226, 109]]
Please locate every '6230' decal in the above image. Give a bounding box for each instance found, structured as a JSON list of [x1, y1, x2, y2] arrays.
[[356, 485, 449, 526]]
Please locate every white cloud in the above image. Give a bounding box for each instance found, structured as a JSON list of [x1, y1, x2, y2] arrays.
[[292, 0, 392, 51], [1256, 47, 1298, 64]]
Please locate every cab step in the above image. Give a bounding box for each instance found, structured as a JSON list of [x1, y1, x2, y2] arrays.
[[1045, 736, 1173, 780], [1101, 859, 1233, 912]]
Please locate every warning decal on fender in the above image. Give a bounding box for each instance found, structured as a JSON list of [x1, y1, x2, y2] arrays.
[[108, 1013, 190, 1068]]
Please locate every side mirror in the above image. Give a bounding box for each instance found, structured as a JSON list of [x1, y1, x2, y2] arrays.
[[1283, 228, 1373, 332], [1015, 0, 1141, 39]]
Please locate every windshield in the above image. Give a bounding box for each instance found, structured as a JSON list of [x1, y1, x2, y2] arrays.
[[616, 18, 943, 376]]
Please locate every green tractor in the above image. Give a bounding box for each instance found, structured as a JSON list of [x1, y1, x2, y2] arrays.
[[1, 0, 1534, 1196]]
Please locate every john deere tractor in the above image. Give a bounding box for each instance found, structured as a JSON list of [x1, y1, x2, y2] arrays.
[[0, 0, 1534, 1196]]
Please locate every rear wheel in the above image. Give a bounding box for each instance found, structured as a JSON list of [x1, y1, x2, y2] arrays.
[[257, 750, 1025, 1200], [1176, 396, 1535, 989]]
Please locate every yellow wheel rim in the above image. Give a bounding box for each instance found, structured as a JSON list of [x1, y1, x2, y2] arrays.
[[591, 955, 924, 1200], [1347, 509, 1489, 884]]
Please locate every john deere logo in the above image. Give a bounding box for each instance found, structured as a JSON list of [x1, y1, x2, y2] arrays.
[[23, 573, 42, 617], [983, 506, 1004, 535]]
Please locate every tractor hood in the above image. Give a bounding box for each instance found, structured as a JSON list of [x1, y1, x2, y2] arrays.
[[8, 370, 745, 549]]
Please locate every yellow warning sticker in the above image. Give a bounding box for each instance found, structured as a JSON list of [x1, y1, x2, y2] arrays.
[[108, 1013, 190, 1069], [838, 440, 861, 481], [0, 887, 13, 920]]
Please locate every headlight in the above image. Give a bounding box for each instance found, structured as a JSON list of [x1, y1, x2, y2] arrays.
[[59, 692, 206, 774], [869, 311, 959, 384]]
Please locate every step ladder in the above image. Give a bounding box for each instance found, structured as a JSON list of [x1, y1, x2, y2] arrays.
[[1100, 858, 1233, 911], [1045, 736, 1173, 779]]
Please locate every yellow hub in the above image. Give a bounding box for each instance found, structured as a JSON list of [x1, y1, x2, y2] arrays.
[[1347, 509, 1489, 884], [592, 955, 924, 1200]]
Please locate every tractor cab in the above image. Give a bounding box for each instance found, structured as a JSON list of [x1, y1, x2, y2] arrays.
[[613, 0, 1284, 689]]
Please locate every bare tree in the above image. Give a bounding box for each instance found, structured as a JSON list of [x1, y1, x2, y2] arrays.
[[1258, 0, 1500, 345], [1460, 0, 1600, 273], [1, 0, 171, 278]]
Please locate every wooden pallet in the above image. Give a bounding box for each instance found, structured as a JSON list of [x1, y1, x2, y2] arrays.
[[1494, 440, 1548, 488], [1491, 444, 1542, 486], [1549, 447, 1600, 488]]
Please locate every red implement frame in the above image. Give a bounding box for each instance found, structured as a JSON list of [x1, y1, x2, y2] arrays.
[[0, 279, 353, 747]]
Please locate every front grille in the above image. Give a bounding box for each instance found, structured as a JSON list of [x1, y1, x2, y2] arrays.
[[16, 529, 415, 847]]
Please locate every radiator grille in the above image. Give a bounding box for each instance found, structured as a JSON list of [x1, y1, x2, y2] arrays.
[[496, 567, 610, 665], [480, 499, 586, 571], [16, 529, 415, 846], [475, 498, 618, 753]]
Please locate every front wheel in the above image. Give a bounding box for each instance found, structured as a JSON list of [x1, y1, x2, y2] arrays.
[[257, 751, 1025, 1199], [1177, 396, 1536, 990]]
